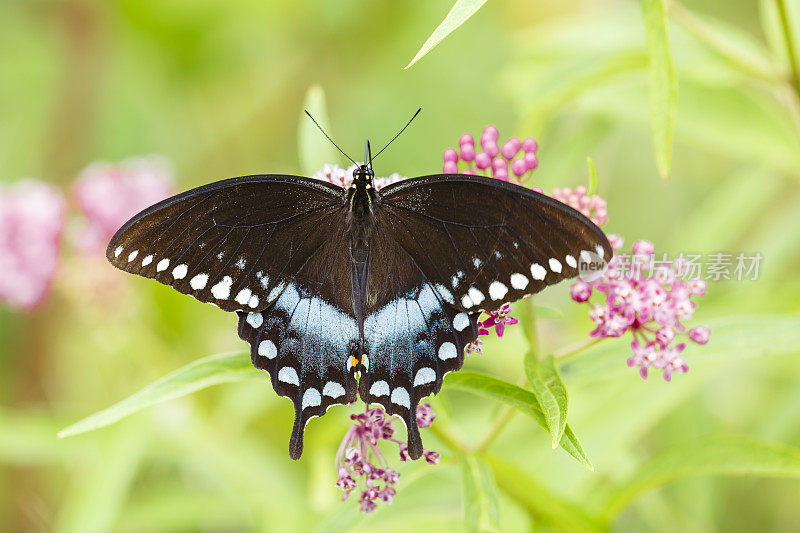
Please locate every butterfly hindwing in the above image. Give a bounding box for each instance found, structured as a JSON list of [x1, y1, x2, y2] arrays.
[[360, 226, 481, 459], [236, 222, 360, 459], [378, 174, 612, 311], [106, 175, 344, 313]]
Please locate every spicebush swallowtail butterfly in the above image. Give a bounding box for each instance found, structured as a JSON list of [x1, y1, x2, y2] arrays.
[[107, 136, 611, 460]]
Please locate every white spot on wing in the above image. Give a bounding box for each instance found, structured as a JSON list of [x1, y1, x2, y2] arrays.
[[235, 257, 246, 269], [391, 387, 410, 409], [473, 257, 482, 268], [596, 244, 605, 258], [581, 250, 592, 263], [235, 288, 252, 305], [530, 263, 546, 280], [467, 287, 485, 305], [489, 281, 508, 300], [157, 258, 169, 272], [248, 294, 259, 308], [461, 294, 474, 309], [114, 246, 123, 258], [549, 258, 562, 273], [141, 255, 153, 267], [127, 250, 138, 262], [246, 312, 263, 328], [278, 367, 299, 386], [438, 342, 457, 360], [190, 273, 209, 290], [414, 367, 436, 386], [258, 339, 276, 359], [256, 271, 269, 289], [510, 273, 529, 289], [369, 380, 389, 397], [267, 281, 286, 302], [323, 381, 345, 398], [211, 276, 233, 300], [566, 255, 577, 268], [301, 388, 321, 410], [434, 283, 455, 304], [172, 264, 188, 279], [362, 353, 369, 372], [216, 251, 224, 260], [453, 313, 469, 331]]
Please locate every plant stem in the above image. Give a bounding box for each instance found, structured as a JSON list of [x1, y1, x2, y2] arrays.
[[429, 423, 468, 455], [474, 404, 515, 453], [777, 0, 800, 99], [553, 336, 604, 362]]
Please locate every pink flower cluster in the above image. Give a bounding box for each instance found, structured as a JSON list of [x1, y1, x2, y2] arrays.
[[73, 156, 174, 252], [336, 404, 439, 513], [0, 181, 66, 310], [443, 126, 539, 183], [570, 236, 710, 381], [312, 163, 405, 190], [551, 186, 608, 226]]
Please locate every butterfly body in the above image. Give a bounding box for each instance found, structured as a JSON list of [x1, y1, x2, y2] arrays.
[[107, 157, 611, 460]]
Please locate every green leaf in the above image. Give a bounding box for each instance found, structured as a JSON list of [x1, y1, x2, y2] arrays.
[[586, 157, 599, 196], [487, 454, 605, 533], [446, 371, 592, 469], [59, 352, 257, 438], [525, 354, 569, 448], [639, 0, 678, 180], [461, 454, 501, 533], [604, 435, 800, 517], [404, 0, 489, 69], [298, 84, 339, 175]]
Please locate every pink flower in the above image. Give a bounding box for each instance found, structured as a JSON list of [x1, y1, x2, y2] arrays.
[[336, 404, 438, 513], [312, 163, 406, 190], [0, 180, 66, 310], [73, 156, 174, 252], [572, 235, 709, 382], [443, 126, 539, 184], [551, 185, 608, 226], [479, 303, 519, 338]]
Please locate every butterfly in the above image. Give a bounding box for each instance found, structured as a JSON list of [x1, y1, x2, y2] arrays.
[[107, 137, 611, 461]]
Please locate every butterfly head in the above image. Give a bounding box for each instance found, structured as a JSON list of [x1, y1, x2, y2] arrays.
[[352, 141, 374, 188]]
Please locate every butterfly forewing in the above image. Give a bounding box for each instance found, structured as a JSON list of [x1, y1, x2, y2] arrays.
[[379, 174, 612, 311], [106, 175, 344, 313]]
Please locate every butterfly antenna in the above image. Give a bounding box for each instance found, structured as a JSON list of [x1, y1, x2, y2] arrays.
[[372, 108, 422, 161], [303, 110, 357, 165]]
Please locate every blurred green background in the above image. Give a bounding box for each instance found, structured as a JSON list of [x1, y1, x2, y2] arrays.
[[2, 0, 800, 531]]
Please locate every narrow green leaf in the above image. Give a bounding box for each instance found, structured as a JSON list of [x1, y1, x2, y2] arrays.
[[446, 371, 592, 469], [461, 454, 501, 533], [404, 0, 489, 69], [586, 157, 599, 196], [59, 352, 257, 438], [487, 454, 605, 533], [640, 0, 678, 180], [298, 85, 339, 175], [525, 354, 569, 448], [604, 435, 800, 517]]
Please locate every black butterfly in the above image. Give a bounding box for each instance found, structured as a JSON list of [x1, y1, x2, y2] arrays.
[[107, 140, 611, 460]]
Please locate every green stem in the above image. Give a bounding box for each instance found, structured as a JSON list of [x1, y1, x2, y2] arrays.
[[553, 337, 604, 362], [429, 423, 469, 455], [474, 405, 515, 453], [777, 0, 800, 99]]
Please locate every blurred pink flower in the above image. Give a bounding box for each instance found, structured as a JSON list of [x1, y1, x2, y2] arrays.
[[571, 236, 710, 381], [73, 156, 174, 252], [312, 163, 405, 190], [0, 180, 66, 310], [551, 185, 608, 226]]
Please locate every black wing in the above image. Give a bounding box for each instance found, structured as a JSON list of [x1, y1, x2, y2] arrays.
[[378, 174, 612, 312], [108, 175, 361, 459], [106, 175, 344, 313], [237, 221, 360, 460], [360, 174, 611, 458], [360, 223, 482, 459]]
